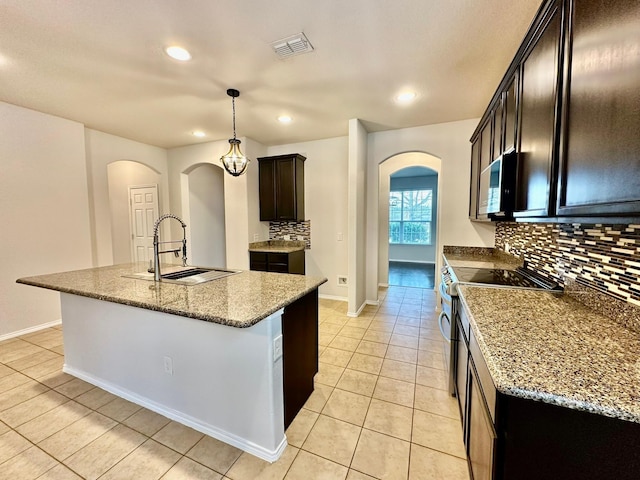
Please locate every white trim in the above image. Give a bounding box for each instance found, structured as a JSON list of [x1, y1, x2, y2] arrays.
[[388, 259, 436, 265], [347, 301, 367, 318], [0, 319, 62, 342], [318, 293, 347, 303], [64, 365, 287, 462], [366, 299, 380, 306], [378, 283, 389, 288]]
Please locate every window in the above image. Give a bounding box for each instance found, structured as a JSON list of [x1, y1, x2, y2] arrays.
[[389, 189, 433, 245]]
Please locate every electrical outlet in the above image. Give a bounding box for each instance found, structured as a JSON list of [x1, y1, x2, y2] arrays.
[[253, 233, 259, 241], [337, 275, 347, 286], [337, 232, 343, 241], [163, 356, 173, 375], [273, 335, 283, 362], [505, 242, 511, 253], [284, 234, 291, 240]]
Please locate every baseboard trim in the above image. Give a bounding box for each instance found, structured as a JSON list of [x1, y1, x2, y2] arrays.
[[366, 299, 380, 307], [318, 294, 347, 302], [0, 319, 62, 342], [63, 365, 288, 463], [378, 283, 389, 288], [347, 301, 367, 318]]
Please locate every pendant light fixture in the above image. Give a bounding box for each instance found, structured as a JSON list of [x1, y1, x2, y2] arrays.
[[220, 88, 250, 176]]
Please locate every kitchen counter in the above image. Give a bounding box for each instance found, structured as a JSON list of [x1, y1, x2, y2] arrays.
[[458, 284, 640, 423], [249, 240, 306, 253], [443, 246, 522, 270], [17, 263, 326, 328]]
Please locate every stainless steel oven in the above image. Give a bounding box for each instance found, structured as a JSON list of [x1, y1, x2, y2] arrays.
[[438, 267, 457, 396]]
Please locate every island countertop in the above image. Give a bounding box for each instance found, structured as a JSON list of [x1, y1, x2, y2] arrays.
[[17, 263, 327, 328], [458, 284, 640, 423]]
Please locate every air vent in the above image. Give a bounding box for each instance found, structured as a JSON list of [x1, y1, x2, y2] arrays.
[[271, 33, 314, 59]]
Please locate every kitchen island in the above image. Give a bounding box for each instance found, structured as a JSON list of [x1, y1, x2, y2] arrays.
[[17, 264, 327, 462]]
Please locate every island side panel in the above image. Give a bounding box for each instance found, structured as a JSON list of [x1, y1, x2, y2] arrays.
[[59, 293, 286, 462]]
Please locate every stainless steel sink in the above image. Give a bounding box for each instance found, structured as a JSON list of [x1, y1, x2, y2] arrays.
[[123, 267, 238, 285]]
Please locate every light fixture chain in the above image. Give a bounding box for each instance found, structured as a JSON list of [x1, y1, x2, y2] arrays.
[[232, 96, 237, 140]]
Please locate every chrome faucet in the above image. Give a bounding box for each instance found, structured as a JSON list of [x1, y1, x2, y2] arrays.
[[152, 214, 187, 282]]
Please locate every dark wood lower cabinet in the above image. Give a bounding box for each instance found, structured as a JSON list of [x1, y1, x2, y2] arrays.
[[249, 250, 305, 275], [282, 289, 318, 429], [467, 363, 496, 480], [456, 305, 640, 480]]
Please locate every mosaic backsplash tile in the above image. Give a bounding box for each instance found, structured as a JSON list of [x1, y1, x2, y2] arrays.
[[269, 220, 311, 249], [495, 222, 640, 307]]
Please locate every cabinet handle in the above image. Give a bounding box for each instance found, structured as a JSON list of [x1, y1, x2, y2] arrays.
[[438, 311, 451, 343]]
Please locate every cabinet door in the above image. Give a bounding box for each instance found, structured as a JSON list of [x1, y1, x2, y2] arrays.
[[478, 119, 493, 215], [515, 0, 563, 217], [504, 76, 517, 154], [455, 317, 469, 442], [282, 290, 318, 429], [469, 138, 481, 220], [556, 0, 640, 216], [468, 362, 496, 480], [259, 159, 277, 221], [492, 100, 504, 162], [275, 158, 297, 220]]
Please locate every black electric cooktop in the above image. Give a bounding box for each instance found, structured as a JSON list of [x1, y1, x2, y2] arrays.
[[452, 266, 562, 291]]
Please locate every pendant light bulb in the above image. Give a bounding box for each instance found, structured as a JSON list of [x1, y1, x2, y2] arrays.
[[220, 89, 250, 176]]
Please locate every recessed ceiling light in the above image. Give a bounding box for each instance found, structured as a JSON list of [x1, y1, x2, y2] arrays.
[[278, 115, 293, 124], [192, 131, 206, 137], [165, 46, 191, 61], [395, 92, 417, 104]]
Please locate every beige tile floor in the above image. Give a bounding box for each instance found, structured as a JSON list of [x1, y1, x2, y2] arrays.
[[0, 287, 469, 479]]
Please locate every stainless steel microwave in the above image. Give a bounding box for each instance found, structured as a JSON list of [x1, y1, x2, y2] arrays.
[[478, 152, 516, 217]]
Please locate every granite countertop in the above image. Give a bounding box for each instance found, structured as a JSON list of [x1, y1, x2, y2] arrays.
[[458, 285, 640, 423], [443, 247, 522, 270], [249, 240, 306, 253], [17, 264, 326, 328]]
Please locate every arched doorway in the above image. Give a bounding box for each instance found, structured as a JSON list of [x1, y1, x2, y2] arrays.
[[378, 152, 441, 289], [388, 166, 438, 288], [183, 163, 226, 268]]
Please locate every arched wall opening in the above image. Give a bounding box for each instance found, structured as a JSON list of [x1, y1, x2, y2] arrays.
[[182, 163, 226, 268], [378, 152, 442, 289], [107, 160, 162, 264]]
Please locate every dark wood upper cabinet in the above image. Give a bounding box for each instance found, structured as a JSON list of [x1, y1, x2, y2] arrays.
[[556, 0, 640, 216], [469, 138, 481, 220], [503, 76, 518, 154], [492, 100, 504, 162], [514, 0, 564, 218], [258, 154, 305, 222]]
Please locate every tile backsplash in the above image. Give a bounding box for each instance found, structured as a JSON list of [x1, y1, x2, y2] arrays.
[[495, 222, 640, 307], [269, 220, 311, 249]]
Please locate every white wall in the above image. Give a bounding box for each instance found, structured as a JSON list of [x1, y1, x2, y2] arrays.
[[388, 174, 438, 263], [367, 119, 495, 301], [188, 164, 226, 267], [85, 129, 169, 266], [347, 119, 368, 314], [267, 137, 349, 299], [167, 139, 267, 271], [107, 161, 162, 264], [0, 102, 92, 338]]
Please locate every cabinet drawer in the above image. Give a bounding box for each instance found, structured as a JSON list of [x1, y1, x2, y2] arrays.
[[268, 263, 290, 273], [269, 253, 289, 265], [250, 252, 268, 263], [469, 329, 497, 424]]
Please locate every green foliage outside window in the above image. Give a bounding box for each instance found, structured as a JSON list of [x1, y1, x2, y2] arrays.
[[389, 189, 432, 245]]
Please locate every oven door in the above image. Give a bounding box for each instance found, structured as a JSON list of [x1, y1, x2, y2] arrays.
[[438, 279, 457, 396]]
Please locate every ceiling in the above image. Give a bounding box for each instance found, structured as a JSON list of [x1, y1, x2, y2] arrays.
[[0, 0, 541, 149]]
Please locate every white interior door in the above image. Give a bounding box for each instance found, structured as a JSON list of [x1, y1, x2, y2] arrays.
[[129, 185, 159, 264]]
